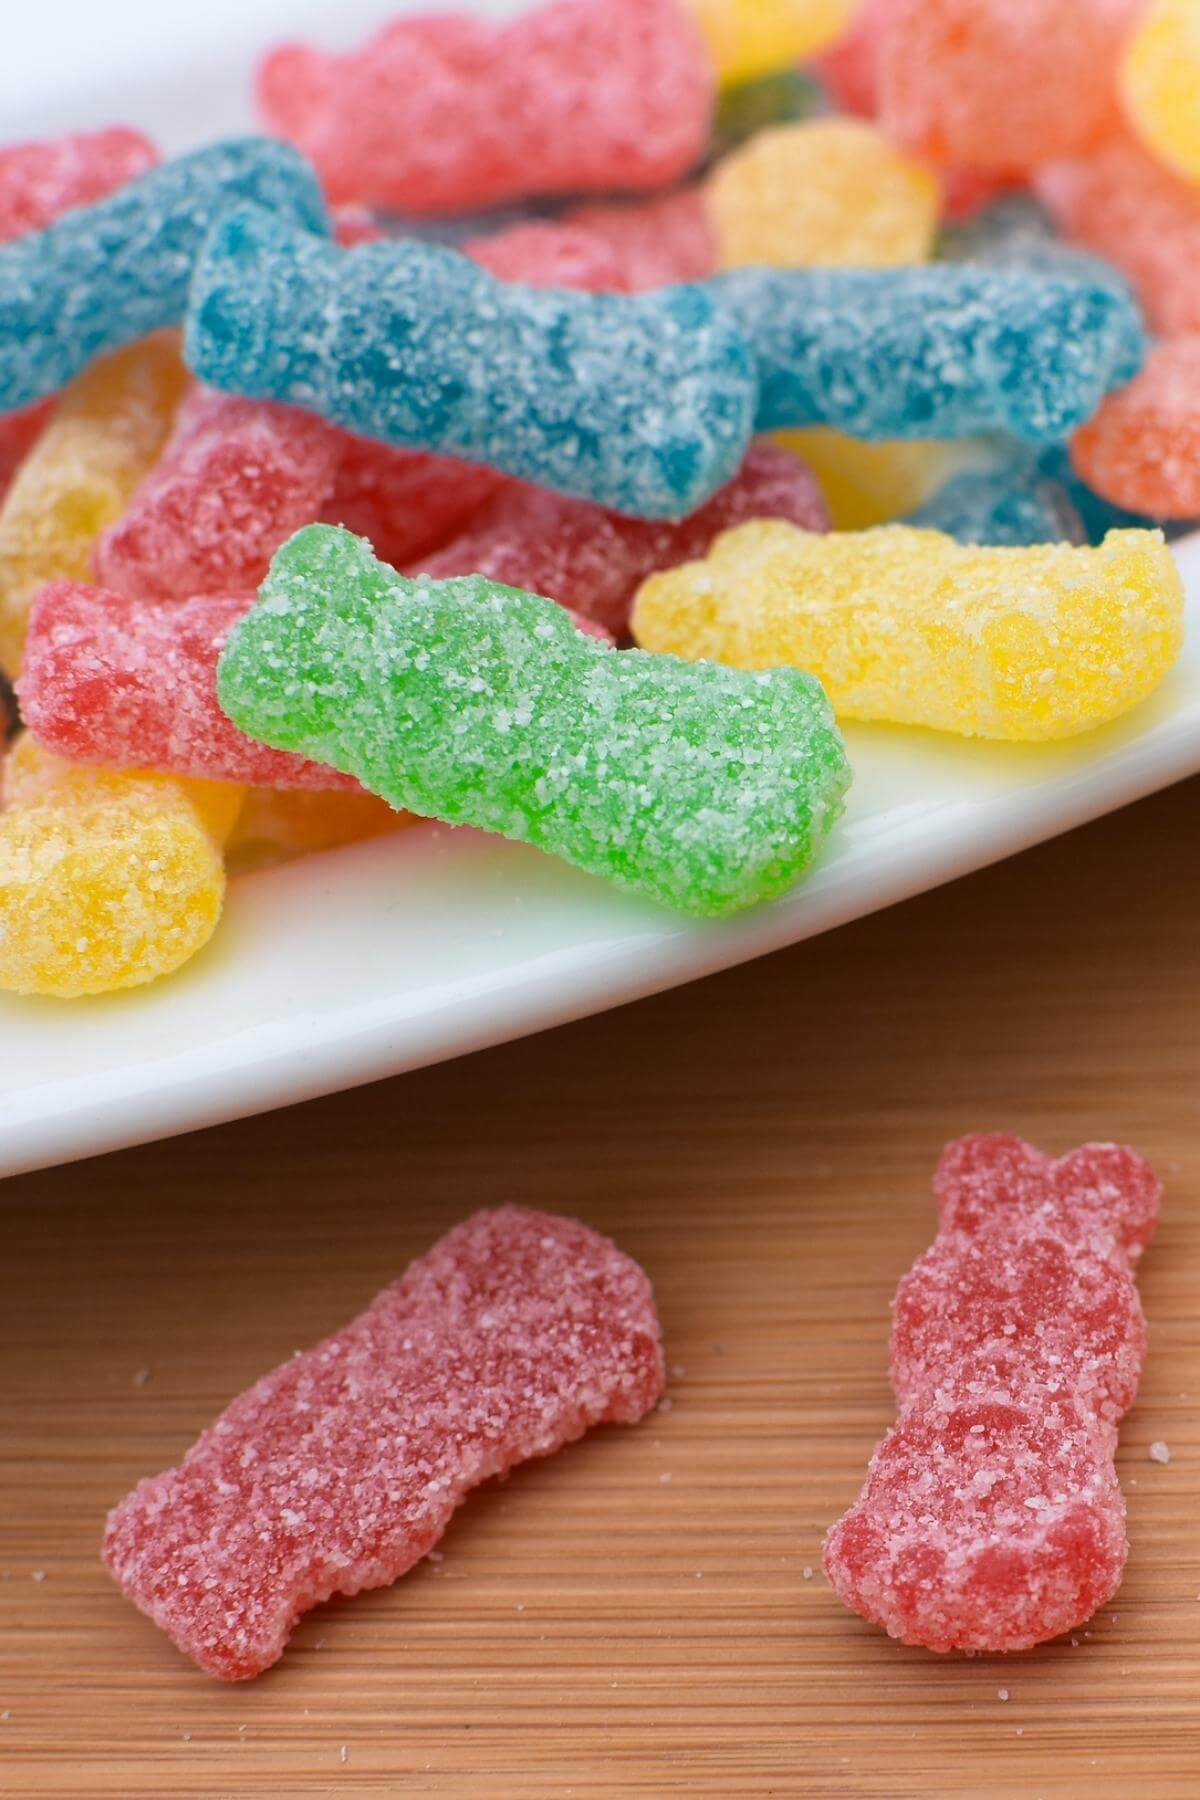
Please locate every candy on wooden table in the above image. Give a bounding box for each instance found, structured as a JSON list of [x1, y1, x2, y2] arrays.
[[416, 441, 829, 637], [563, 188, 716, 290], [226, 786, 413, 874], [824, 1134, 1160, 1652], [686, 0, 859, 87], [0, 736, 242, 999], [255, 0, 713, 214], [632, 520, 1183, 741], [217, 525, 851, 917], [104, 1205, 665, 1679], [875, 0, 1140, 172], [461, 221, 631, 292], [1120, 0, 1200, 186], [0, 139, 327, 415], [708, 119, 939, 270], [773, 429, 976, 529], [19, 585, 361, 791], [92, 387, 342, 601], [0, 335, 187, 675], [906, 458, 1085, 546], [710, 67, 829, 162], [713, 265, 1143, 440], [0, 127, 158, 240], [1035, 133, 1200, 340], [186, 207, 757, 520], [1071, 338, 1200, 522]]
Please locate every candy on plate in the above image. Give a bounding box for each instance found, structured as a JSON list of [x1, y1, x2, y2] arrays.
[[104, 1205, 665, 1679], [907, 458, 1084, 546], [216, 524, 852, 917], [186, 206, 757, 519], [824, 1134, 1160, 1652], [632, 520, 1183, 741], [256, 0, 713, 213], [0, 127, 158, 241], [0, 139, 327, 415], [1072, 337, 1200, 521]]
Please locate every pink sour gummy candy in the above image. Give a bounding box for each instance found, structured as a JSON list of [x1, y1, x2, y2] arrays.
[[463, 220, 632, 292], [256, 0, 713, 214], [875, 0, 1139, 173], [0, 127, 158, 240], [417, 441, 829, 637], [20, 576, 611, 789], [19, 584, 361, 790], [1072, 337, 1200, 520], [824, 1134, 1160, 1654], [103, 1207, 664, 1680], [92, 388, 343, 601], [564, 188, 717, 290]]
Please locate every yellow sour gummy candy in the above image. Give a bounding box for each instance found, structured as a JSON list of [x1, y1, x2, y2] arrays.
[[1121, 0, 1200, 186], [774, 429, 976, 528], [689, 0, 861, 86], [0, 737, 243, 998], [632, 521, 1184, 742], [0, 333, 186, 674], [708, 119, 939, 270]]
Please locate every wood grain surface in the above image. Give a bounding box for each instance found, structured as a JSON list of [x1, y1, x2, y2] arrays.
[[3, 778, 1200, 1799]]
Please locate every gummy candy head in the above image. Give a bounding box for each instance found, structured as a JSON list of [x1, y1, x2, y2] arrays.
[[934, 1132, 1160, 1259], [985, 278, 1147, 443]]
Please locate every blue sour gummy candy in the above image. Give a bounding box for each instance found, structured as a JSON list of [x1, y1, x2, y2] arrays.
[[216, 524, 851, 916], [908, 458, 1084, 545], [713, 265, 1145, 442], [186, 205, 757, 520], [0, 140, 328, 414]]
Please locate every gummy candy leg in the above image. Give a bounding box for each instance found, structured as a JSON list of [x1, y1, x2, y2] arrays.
[[0, 335, 187, 675], [0, 737, 243, 998]]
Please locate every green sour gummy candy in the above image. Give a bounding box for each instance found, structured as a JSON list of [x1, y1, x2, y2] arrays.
[[217, 525, 851, 916]]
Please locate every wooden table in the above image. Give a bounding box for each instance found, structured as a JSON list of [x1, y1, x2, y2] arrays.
[[4, 778, 1200, 1798]]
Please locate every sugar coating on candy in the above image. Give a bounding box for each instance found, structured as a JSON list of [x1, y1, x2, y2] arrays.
[[632, 520, 1183, 741], [416, 442, 829, 637], [0, 138, 327, 415], [0, 336, 187, 676], [686, 0, 857, 86], [0, 402, 50, 504], [713, 264, 1143, 440], [876, 0, 1140, 172], [462, 222, 631, 293], [907, 460, 1085, 547], [823, 1134, 1160, 1652], [708, 119, 939, 270], [1072, 339, 1200, 522], [774, 428, 979, 529], [217, 525, 851, 917], [103, 1205, 665, 1679], [256, 0, 713, 214], [0, 127, 158, 240], [330, 205, 383, 248], [320, 441, 503, 571], [0, 736, 241, 999], [186, 208, 757, 520], [19, 585, 361, 791], [227, 786, 413, 874], [1120, 0, 1200, 185], [564, 189, 716, 290], [1035, 132, 1200, 341], [92, 387, 342, 601]]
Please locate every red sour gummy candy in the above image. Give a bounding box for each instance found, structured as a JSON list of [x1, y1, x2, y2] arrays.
[[1072, 337, 1200, 520], [564, 188, 717, 290], [256, 0, 713, 214], [463, 221, 632, 292], [824, 1134, 1160, 1654], [0, 127, 158, 241], [19, 585, 361, 790], [0, 401, 51, 503], [876, 0, 1140, 173], [416, 441, 829, 638], [92, 388, 344, 601], [103, 1207, 664, 1680]]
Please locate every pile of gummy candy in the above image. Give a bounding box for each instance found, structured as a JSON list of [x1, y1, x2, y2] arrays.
[[0, 0, 1197, 999]]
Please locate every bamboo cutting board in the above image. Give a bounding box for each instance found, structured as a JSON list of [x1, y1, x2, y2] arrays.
[[2, 778, 1200, 1798]]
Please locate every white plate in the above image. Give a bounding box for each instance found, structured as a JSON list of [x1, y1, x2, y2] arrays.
[[3, 6, 1200, 1177]]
